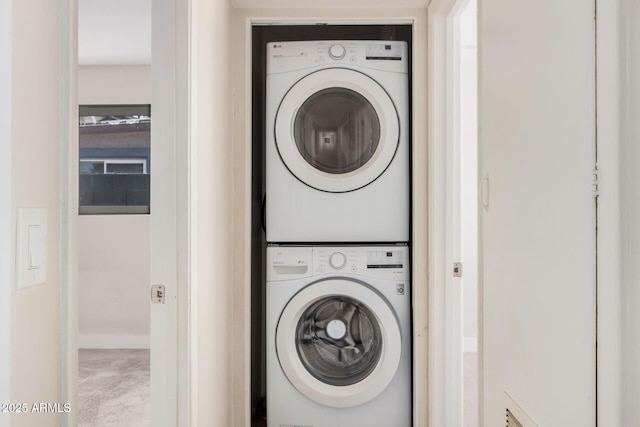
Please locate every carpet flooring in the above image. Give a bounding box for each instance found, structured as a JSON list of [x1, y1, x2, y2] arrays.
[[78, 349, 150, 427]]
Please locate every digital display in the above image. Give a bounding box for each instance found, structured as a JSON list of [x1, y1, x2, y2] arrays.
[[367, 250, 403, 269], [365, 43, 402, 61]]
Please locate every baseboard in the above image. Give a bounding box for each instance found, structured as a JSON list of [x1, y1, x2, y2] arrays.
[[78, 334, 150, 349], [464, 337, 478, 353]]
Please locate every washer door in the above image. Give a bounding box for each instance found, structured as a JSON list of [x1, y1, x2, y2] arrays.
[[276, 278, 402, 408], [275, 68, 400, 193]]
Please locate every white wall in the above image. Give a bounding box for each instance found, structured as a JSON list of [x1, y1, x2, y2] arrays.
[[621, 1, 640, 424], [78, 65, 151, 104], [78, 0, 151, 65], [5, 0, 64, 425], [78, 64, 151, 348], [77, 216, 151, 348]]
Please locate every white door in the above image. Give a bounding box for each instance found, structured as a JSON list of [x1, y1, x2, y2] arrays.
[[275, 68, 399, 192], [478, 0, 596, 426]]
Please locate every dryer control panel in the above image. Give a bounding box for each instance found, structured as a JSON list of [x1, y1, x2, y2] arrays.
[[267, 40, 408, 75]]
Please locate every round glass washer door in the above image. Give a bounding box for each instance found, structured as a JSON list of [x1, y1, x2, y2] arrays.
[[275, 68, 400, 193], [276, 278, 402, 408]]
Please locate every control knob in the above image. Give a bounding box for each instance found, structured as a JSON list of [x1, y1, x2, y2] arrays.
[[329, 252, 347, 270], [328, 44, 346, 60]]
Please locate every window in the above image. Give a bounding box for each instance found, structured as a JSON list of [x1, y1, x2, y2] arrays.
[[79, 105, 151, 214], [80, 159, 147, 175]]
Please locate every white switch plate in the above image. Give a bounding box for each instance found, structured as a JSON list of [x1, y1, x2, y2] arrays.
[[16, 208, 47, 289]]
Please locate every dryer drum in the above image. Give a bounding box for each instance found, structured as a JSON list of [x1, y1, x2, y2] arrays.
[[293, 87, 381, 175], [296, 295, 383, 386]]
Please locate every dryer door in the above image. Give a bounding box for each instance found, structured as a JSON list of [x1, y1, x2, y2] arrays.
[[276, 278, 402, 408], [275, 68, 400, 193]]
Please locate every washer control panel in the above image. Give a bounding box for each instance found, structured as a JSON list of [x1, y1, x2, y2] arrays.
[[312, 246, 408, 279], [267, 246, 409, 280]]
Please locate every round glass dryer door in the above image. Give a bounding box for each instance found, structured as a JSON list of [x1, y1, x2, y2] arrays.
[[276, 278, 402, 408], [275, 69, 400, 193]]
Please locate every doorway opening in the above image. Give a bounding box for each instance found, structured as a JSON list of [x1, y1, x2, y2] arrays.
[[77, 105, 152, 426], [76, 1, 152, 425]]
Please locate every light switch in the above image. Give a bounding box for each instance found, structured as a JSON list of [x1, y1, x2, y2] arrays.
[[28, 225, 43, 269], [16, 208, 47, 289]]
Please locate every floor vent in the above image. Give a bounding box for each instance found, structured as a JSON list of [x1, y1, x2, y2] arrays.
[[506, 408, 524, 427], [503, 391, 538, 426]]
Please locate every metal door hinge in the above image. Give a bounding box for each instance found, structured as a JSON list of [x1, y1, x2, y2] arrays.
[[592, 166, 599, 198], [151, 284, 165, 304], [453, 262, 463, 277]]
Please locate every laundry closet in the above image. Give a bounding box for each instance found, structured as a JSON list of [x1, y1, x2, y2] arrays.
[[251, 25, 413, 427]]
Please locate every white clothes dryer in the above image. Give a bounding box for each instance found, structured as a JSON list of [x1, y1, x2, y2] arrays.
[[266, 40, 410, 243], [266, 245, 411, 427]]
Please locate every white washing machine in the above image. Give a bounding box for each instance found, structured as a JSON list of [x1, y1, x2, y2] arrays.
[[266, 40, 410, 243], [266, 245, 411, 427]]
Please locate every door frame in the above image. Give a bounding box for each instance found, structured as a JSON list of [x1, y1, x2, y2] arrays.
[[239, 13, 428, 427], [427, 0, 471, 425], [60, 0, 78, 425], [595, 0, 622, 425], [149, 0, 189, 425]]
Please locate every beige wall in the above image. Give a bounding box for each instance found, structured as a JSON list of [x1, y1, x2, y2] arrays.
[[0, 0, 12, 422], [8, 0, 63, 425], [77, 64, 151, 349], [187, 0, 234, 425]]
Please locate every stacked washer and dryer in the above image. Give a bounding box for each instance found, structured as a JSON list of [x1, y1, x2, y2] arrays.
[[265, 39, 411, 427]]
